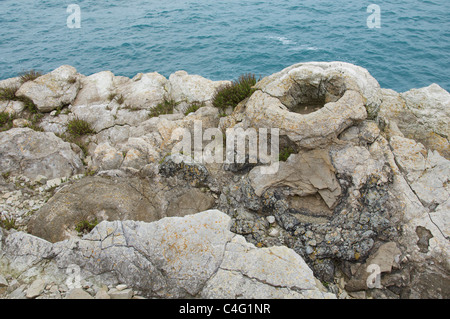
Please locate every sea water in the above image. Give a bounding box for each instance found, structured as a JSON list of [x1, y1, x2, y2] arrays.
[[0, 0, 449, 92]]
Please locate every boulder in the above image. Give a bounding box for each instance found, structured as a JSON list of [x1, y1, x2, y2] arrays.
[[15, 65, 81, 112], [0, 100, 25, 115], [73, 71, 116, 106], [116, 72, 168, 110], [70, 104, 115, 133], [201, 234, 333, 299], [0, 128, 84, 180], [379, 85, 450, 159], [248, 148, 341, 209], [401, 84, 449, 140], [65, 288, 94, 299], [26, 279, 46, 299], [168, 70, 230, 112]]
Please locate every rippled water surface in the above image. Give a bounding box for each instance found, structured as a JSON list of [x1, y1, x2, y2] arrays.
[[0, 0, 449, 92]]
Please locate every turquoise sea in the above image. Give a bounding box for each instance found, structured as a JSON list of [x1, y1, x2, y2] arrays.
[[0, 0, 449, 92]]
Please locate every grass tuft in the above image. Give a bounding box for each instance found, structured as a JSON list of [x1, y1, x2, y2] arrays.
[[108, 92, 118, 102], [75, 218, 99, 235], [279, 146, 296, 162], [115, 94, 125, 105], [184, 101, 205, 116], [67, 76, 77, 84], [212, 73, 257, 111], [0, 112, 14, 132], [66, 117, 95, 137], [0, 112, 14, 126], [149, 98, 178, 118], [19, 69, 42, 84], [0, 86, 19, 101], [0, 215, 18, 230]]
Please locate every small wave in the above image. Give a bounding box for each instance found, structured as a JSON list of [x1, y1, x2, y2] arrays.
[[266, 36, 297, 46], [266, 36, 319, 51], [289, 45, 319, 52]]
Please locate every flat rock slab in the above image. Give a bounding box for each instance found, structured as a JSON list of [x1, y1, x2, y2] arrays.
[[1, 210, 335, 299], [28, 176, 215, 243]]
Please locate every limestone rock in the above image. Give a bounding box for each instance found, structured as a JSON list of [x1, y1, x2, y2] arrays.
[[1, 210, 334, 299], [255, 61, 382, 118], [27, 175, 215, 243], [70, 104, 115, 133], [369, 242, 402, 273], [0, 128, 84, 180], [58, 211, 332, 298], [379, 86, 450, 159], [202, 235, 333, 298], [166, 188, 215, 217], [26, 279, 46, 299], [12, 118, 31, 128], [108, 288, 133, 299], [390, 136, 450, 208], [15, 65, 81, 112], [168, 70, 230, 112], [385, 136, 450, 294], [242, 62, 380, 148], [92, 143, 124, 171], [73, 71, 116, 106], [116, 72, 168, 110], [0, 100, 25, 115], [401, 84, 449, 140], [249, 149, 341, 209], [65, 288, 94, 299], [0, 274, 8, 288], [120, 136, 160, 169], [2, 231, 54, 273], [0, 76, 21, 90], [38, 113, 70, 135], [243, 88, 367, 150], [94, 288, 111, 299], [27, 176, 164, 243], [331, 144, 386, 188]]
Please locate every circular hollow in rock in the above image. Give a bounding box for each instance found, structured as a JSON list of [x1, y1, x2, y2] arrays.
[[283, 74, 347, 115]]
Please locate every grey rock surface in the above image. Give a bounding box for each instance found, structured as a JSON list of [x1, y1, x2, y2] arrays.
[[28, 176, 216, 243], [1, 210, 335, 299], [15, 65, 81, 112]]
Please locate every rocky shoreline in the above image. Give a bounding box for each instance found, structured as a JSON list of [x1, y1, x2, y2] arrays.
[[0, 62, 449, 299]]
